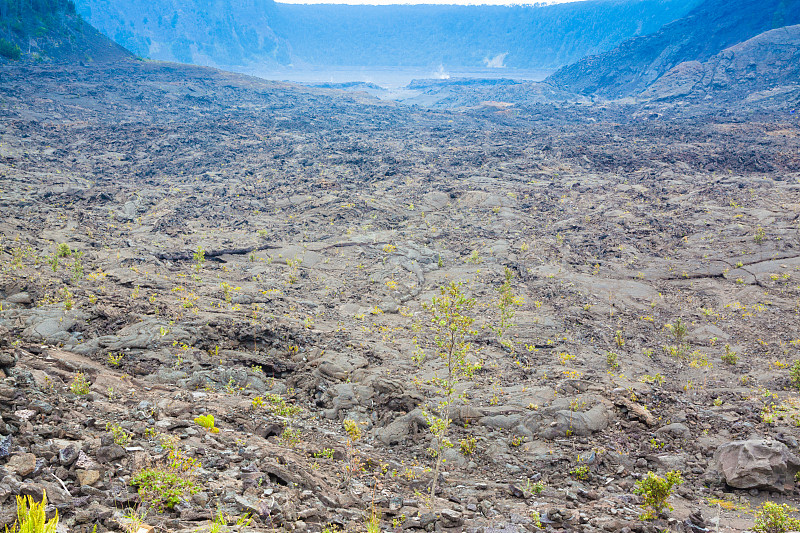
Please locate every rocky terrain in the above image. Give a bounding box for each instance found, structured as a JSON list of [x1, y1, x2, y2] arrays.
[[548, 0, 800, 98], [1, 57, 800, 533], [392, 78, 588, 110], [641, 25, 800, 102], [304, 0, 800, 113]]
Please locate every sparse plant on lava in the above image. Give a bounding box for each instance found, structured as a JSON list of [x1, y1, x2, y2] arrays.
[[412, 281, 481, 501]]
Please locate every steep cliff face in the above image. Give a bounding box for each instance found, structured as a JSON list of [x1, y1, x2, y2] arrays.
[[0, 0, 131, 63], [75, 0, 289, 67], [641, 25, 800, 100], [73, 0, 699, 71], [547, 0, 800, 98]]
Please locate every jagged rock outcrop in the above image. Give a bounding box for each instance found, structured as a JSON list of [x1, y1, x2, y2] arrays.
[[642, 25, 800, 100], [548, 0, 800, 97]]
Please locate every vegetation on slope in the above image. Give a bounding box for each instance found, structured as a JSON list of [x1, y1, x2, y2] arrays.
[[0, 0, 130, 62]]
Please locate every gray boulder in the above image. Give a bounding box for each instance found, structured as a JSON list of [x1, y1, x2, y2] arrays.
[[96, 444, 126, 463], [536, 404, 610, 439], [72, 318, 194, 356], [6, 292, 31, 305], [19, 307, 88, 345], [480, 414, 524, 431], [321, 383, 374, 420], [59, 444, 80, 466], [656, 422, 691, 439], [375, 409, 427, 445], [37, 480, 72, 507], [714, 439, 800, 492]]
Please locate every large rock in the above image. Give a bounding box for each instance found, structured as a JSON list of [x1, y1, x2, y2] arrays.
[[6, 453, 37, 477], [0, 352, 17, 368], [5, 292, 31, 305], [17, 307, 88, 346], [375, 409, 427, 445], [656, 423, 691, 439], [72, 318, 194, 356], [321, 382, 372, 420], [36, 481, 72, 507], [76, 469, 101, 487], [96, 444, 126, 463], [59, 444, 80, 466], [480, 414, 524, 431], [714, 439, 800, 491], [536, 404, 611, 439]]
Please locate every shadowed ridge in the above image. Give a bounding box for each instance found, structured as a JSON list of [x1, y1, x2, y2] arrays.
[[0, 0, 132, 64], [547, 0, 800, 98]]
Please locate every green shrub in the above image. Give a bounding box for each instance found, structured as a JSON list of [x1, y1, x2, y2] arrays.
[[251, 396, 265, 409], [105, 422, 132, 446], [365, 507, 380, 533], [70, 372, 91, 395], [753, 502, 800, 533], [755, 227, 767, 244], [134, 434, 202, 512], [107, 352, 124, 367], [58, 287, 74, 311], [666, 318, 688, 343], [530, 510, 542, 529], [70, 251, 84, 281], [5, 491, 58, 533], [722, 344, 739, 365], [414, 281, 481, 500], [570, 464, 590, 480], [342, 418, 362, 483], [56, 243, 72, 258], [633, 470, 683, 519], [0, 38, 21, 60], [459, 437, 477, 455], [489, 267, 521, 350], [790, 361, 800, 390], [523, 479, 545, 496], [343, 419, 361, 442], [614, 330, 625, 348], [131, 468, 200, 511], [192, 246, 205, 272], [281, 427, 301, 445], [193, 414, 219, 433], [264, 393, 303, 418]]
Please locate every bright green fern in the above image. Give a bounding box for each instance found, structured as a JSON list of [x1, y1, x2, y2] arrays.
[[5, 491, 58, 533]]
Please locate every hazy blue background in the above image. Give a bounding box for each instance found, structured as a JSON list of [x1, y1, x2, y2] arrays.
[[74, 0, 702, 79]]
